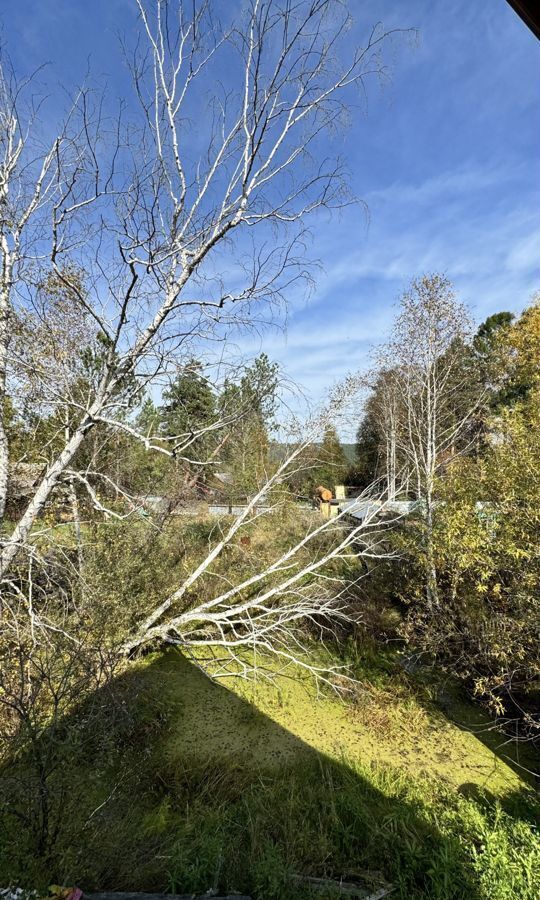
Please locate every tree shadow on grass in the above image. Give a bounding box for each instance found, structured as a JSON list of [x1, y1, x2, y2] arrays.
[[421, 675, 540, 805], [453, 708, 539, 797], [0, 650, 516, 899], [392, 656, 539, 804]]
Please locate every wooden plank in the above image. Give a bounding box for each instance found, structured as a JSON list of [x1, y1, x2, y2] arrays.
[[290, 874, 395, 898], [84, 894, 252, 900]]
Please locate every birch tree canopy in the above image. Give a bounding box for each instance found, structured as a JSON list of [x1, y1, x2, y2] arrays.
[[0, 0, 401, 672]]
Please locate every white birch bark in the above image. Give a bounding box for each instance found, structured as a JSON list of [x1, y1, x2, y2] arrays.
[[0, 252, 11, 520]]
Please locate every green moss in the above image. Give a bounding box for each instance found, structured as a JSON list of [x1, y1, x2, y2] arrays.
[[147, 649, 529, 797]]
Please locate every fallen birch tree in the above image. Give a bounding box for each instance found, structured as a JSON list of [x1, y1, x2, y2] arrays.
[[0, 0, 404, 676]]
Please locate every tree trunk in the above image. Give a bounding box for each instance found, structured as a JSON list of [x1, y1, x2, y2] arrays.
[[424, 489, 439, 611], [0, 417, 92, 576], [65, 414, 84, 571], [387, 424, 396, 501], [0, 261, 12, 523]]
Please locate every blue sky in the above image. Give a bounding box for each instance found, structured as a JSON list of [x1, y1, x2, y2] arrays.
[[2, 0, 539, 416]]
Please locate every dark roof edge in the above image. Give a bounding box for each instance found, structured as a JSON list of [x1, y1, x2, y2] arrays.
[[506, 0, 540, 39]]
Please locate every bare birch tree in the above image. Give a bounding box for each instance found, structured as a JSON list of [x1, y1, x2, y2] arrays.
[[0, 67, 65, 518], [0, 1, 403, 673], [378, 274, 482, 608]]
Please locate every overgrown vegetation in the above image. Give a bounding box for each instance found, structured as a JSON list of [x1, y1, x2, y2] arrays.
[[353, 287, 540, 741], [0, 1, 538, 894], [1, 647, 538, 898]]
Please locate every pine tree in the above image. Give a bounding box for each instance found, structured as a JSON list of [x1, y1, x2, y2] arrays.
[[160, 360, 217, 483], [219, 355, 279, 498], [313, 425, 349, 492]]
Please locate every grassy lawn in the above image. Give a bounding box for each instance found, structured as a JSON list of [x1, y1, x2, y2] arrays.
[[1, 645, 538, 898]]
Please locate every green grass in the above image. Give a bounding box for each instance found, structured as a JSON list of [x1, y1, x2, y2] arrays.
[[1, 647, 538, 898]]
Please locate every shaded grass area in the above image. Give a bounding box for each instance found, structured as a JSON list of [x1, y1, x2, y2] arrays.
[[0, 649, 538, 899]]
